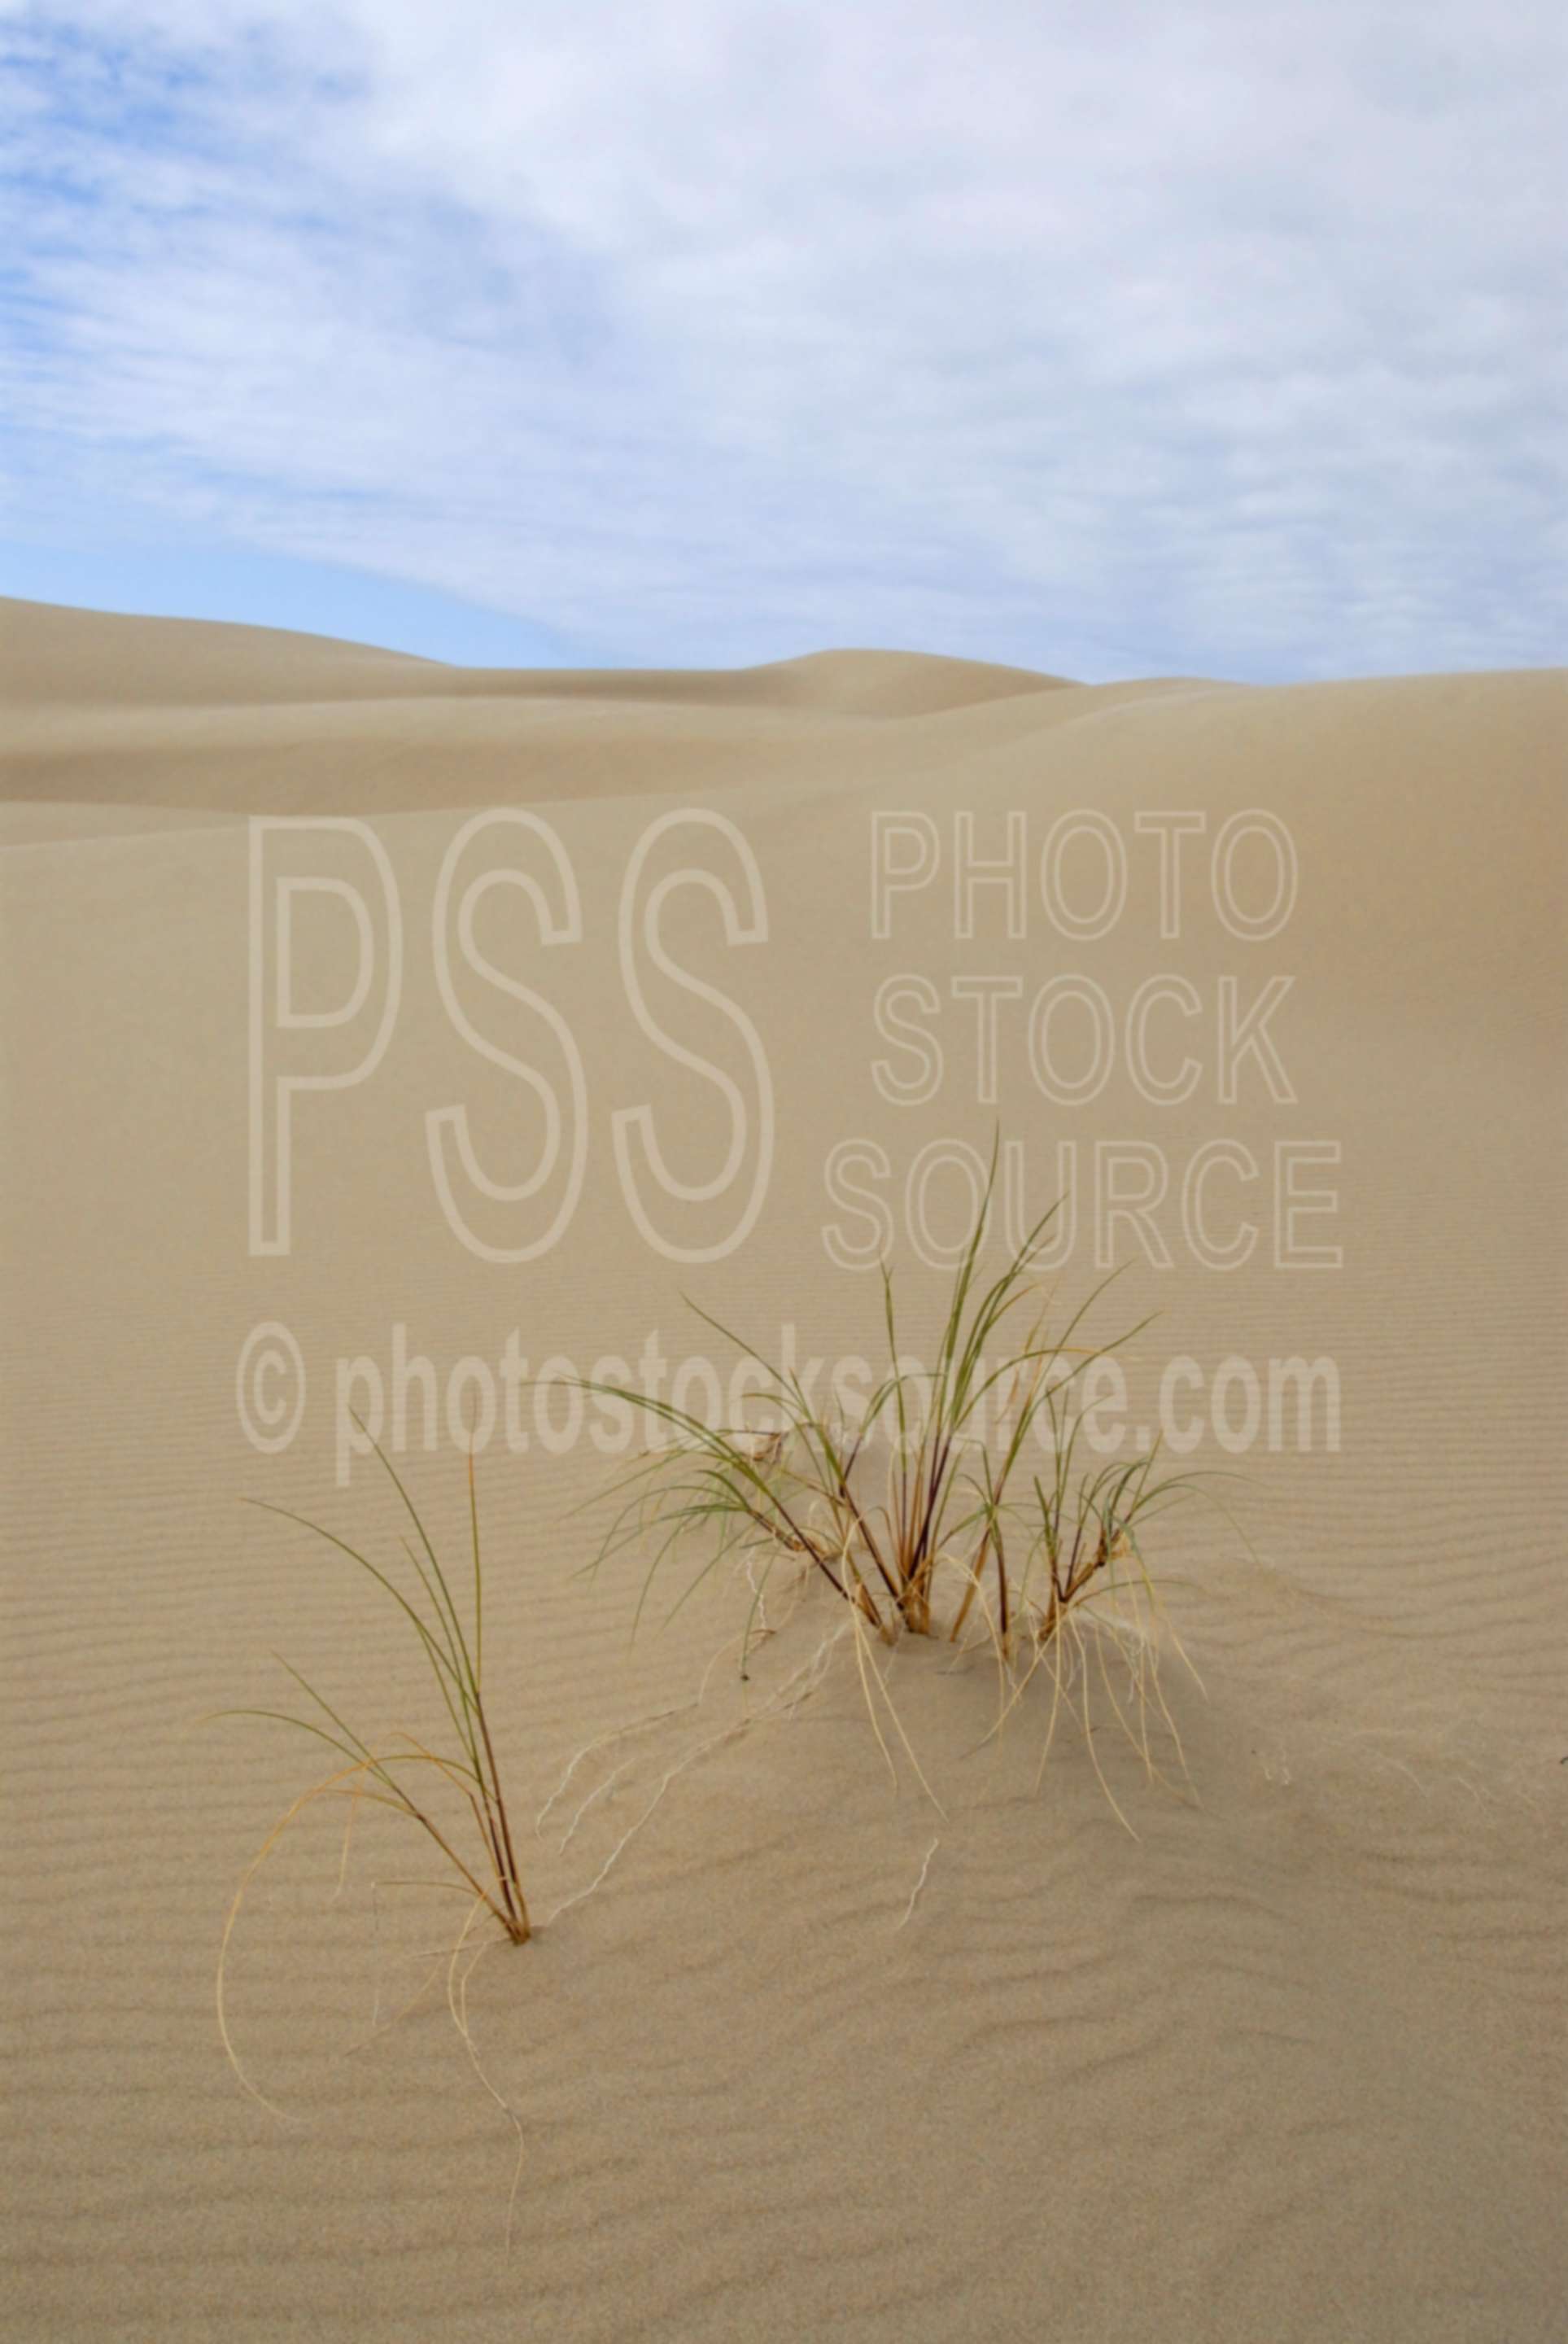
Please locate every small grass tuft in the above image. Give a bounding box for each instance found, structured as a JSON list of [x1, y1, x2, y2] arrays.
[[213, 1424, 529, 2111]]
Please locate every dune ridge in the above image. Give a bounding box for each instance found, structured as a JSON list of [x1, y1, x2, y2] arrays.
[[0, 596, 1072, 715]]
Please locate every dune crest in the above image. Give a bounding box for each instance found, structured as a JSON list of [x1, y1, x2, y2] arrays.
[[0, 596, 1068, 716]]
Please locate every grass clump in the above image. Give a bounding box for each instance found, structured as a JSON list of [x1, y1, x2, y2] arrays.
[[580, 1146, 1211, 1807], [216, 1429, 529, 2106]]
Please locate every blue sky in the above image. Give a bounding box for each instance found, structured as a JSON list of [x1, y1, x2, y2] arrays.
[[1, 1, 1562, 678]]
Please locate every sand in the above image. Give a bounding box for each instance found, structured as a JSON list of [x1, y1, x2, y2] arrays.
[[2, 593, 1563, 2341]]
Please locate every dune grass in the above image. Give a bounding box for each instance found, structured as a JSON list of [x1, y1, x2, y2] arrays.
[[579, 1147, 1211, 1808], [215, 1430, 529, 2107]]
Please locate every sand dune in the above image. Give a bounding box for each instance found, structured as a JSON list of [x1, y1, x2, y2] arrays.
[[2, 596, 1563, 2342], [0, 597, 1068, 715]]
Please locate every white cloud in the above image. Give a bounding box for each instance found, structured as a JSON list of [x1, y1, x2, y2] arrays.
[[2, 0, 1563, 674]]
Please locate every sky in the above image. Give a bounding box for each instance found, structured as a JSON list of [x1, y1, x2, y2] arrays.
[[0, 0, 1562, 679]]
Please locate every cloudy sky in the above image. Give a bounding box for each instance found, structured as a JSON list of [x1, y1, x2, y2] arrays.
[[1, 0, 1562, 676]]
